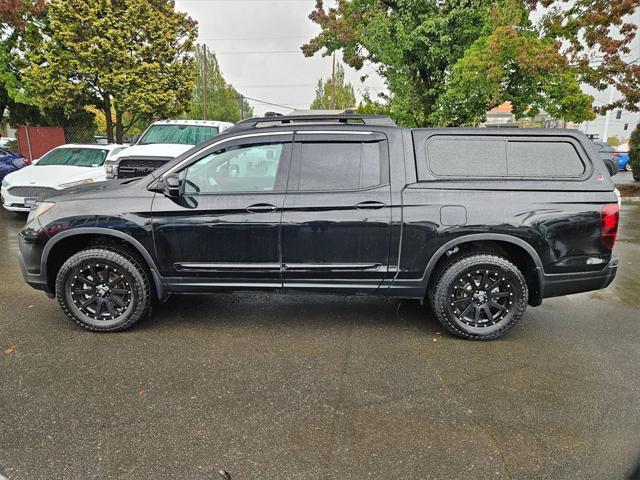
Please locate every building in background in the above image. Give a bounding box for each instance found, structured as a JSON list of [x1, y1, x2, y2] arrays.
[[579, 110, 639, 144], [482, 102, 566, 129]]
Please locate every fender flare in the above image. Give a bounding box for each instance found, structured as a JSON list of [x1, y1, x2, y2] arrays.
[[420, 233, 544, 304], [41, 227, 166, 299]]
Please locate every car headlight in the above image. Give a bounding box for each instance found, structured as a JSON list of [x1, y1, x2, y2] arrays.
[[28, 201, 55, 221], [105, 165, 115, 174], [1, 178, 8, 188], [59, 178, 94, 189]]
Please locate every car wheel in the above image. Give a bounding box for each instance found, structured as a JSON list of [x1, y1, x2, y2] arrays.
[[430, 254, 528, 340], [55, 248, 151, 332], [625, 162, 632, 172]]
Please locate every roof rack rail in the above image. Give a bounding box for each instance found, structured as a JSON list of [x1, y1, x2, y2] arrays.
[[227, 113, 397, 132]]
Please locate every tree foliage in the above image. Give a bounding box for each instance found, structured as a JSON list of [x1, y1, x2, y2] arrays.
[[0, 0, 46, 118], [534, 0, 640, 114], [188, 44, 253, 123], [630, 124, 640, 181], [310, 62, 356, 110], [301, 0, 638, 127], [23, 0, 198, 143]]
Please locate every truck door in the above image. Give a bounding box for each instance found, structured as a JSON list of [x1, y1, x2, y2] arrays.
[[281, 131, 392, 293]]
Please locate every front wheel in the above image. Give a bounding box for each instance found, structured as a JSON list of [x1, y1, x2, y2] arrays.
[[625, 162, 632, 172], [430, 254, 528, 340], [55, 248, 152, 332]]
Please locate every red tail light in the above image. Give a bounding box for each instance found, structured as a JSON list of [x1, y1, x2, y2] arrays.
[[601, 203, 620, 250]]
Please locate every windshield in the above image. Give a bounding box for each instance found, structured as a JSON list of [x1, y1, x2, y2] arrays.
[[138, 125, 220, 146], [37, 148, 109, 167]]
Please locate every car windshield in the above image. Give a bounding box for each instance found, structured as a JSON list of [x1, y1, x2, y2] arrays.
[[138, 125, 220, 146], [37, 148, 109, 167]]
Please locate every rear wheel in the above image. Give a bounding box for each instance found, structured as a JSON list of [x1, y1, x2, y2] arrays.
[[625, 162, 632, 172], [430, 254, 528, 340], [55, 248, 151, 332]]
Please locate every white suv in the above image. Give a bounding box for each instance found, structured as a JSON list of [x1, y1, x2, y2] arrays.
[[106, 119, 233, 179]]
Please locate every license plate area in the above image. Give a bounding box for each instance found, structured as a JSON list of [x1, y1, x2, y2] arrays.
[[23, 197, 38, 208]]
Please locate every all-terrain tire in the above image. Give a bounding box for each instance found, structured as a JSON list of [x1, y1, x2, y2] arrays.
[[430, 254, 528, 340], [55, 248, 152, 332]]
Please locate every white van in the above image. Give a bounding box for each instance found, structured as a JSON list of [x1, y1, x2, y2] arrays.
[[106, 119, 233, 179]]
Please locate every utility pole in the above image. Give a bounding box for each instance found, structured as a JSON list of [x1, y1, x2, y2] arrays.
[[203, 46, 209, 120], [331, 52, 336, 110], [602, 84, 615, 141], [239, 94, 245, 120]]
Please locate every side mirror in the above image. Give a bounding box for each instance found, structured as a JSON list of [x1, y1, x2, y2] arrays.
[[130, 135, 141, 145], [164, 174, 182, 198]]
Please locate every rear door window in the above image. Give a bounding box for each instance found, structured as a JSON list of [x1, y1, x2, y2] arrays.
[[293, 141, 386, 191]]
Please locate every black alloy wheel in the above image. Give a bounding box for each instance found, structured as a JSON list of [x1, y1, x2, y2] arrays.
[[431, 254, 528, 340], [69, 262, 132, 321], [56, 248, 152, 332], [446, 268, 516, 328]]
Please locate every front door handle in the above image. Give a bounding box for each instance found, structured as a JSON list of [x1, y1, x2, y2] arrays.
[[246, 203, 278, 214], [354, 201, 387, 210]]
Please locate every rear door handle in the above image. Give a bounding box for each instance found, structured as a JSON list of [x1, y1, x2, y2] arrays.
[[354, 201, 387, 210], [246, 203, 278, 214]]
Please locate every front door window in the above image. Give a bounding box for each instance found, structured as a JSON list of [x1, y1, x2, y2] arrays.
[[183, 143, 286, 194]]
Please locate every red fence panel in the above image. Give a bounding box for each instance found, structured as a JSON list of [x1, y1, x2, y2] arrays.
[[16, 126, 66, 163]]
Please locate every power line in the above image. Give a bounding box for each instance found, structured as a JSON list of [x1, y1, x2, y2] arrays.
[[216, 50, 301, 55], [241, 96, 294, 110], [199, 36, 309, 41]]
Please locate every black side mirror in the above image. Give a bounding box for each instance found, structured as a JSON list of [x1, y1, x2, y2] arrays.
[[163, 174, 183, 198], [130, 134, 141, 145]]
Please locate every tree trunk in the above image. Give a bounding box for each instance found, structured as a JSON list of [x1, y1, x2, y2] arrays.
[[104, 96, 114, 143], [114, 107, 124, 144]]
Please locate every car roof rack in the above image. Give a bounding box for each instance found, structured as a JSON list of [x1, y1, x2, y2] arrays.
[[228, 113, 397, 132]]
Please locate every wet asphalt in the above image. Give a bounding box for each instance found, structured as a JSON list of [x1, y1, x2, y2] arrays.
[[0, 206, 639, 480]]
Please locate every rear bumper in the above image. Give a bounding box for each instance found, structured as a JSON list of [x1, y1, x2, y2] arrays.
[[541, 255, 618, 299]]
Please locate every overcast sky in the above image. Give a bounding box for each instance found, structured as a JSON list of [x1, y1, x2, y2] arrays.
[[173, 0, 640, 139], [173, 0, 385, 116]]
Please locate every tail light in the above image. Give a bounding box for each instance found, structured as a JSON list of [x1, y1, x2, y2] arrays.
[[601, 203, 620, 250]]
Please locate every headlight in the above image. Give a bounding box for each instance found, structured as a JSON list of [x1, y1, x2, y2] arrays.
[[59, 178, 94, 189], [105, 165, 114, 174], [1, 178, 8, 188], [28, 201, 55, 221]]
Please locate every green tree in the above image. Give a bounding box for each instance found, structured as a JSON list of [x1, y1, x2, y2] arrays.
[[0, 0, 46, 119], [310, 62, 356, 110], [302, 0, 601, 127], [188, 44, 253, 122], [630, 125, 640, 181], [607, 137, 621, 148], [23, 0, 198, 143]]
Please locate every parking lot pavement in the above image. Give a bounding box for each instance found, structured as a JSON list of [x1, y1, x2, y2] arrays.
[[0, 208, 639, 480]]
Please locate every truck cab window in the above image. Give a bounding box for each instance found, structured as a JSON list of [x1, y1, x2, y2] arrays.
[[183, 143, 286, 193]]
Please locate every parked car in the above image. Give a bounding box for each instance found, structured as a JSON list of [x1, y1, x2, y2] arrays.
[[1, 144, 125, 212], [613, 143, 631, 171], [105, 119, 234, 180], [0, 137, 17, 148], [0, 147, 29, 184], [592, 141, 618, 176], [17, 114, 619, 340]]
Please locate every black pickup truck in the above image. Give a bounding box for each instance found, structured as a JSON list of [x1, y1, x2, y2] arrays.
[[17, 114, 620, 340]]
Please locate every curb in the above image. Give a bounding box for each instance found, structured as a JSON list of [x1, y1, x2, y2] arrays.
[[621, 197, 640, 204]]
